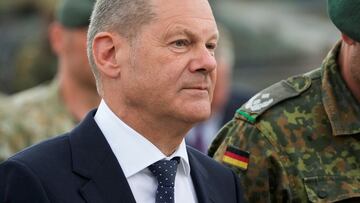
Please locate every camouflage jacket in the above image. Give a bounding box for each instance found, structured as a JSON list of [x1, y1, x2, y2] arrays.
[[209, 43, 360, 203], [0, 78, 76, 161]]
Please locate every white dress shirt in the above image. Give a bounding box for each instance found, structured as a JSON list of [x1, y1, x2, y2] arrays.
[[94, 100, 198, 203]]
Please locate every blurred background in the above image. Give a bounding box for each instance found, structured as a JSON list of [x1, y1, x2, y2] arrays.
[[0, 0, 58, 94], [0, 0, 339, 95], [210, 0, 339, 93]]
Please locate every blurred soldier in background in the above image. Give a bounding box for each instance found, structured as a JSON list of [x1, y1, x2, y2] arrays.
[[186, 26, 251, 153], [0, 0, 58, 94], [0, 0, 99, 161], [210, 0, 360, 202]]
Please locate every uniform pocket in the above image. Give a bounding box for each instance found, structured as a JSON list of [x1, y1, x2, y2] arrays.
[[303, 175, 360, 202]]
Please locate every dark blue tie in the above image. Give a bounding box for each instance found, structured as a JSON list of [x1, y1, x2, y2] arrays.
[[149, 157, 180, 203]]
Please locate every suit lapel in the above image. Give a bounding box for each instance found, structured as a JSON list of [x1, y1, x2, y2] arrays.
[[70, 110, 136, 203], [188, 147, 215, 203]]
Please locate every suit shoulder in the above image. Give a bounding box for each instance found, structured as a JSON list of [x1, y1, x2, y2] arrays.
[[187, 146, 234, 174], [187, 147, 244, 202], [0, 158, 51, 202], [235, 68, 321, 124], [9, 134, 70, 167]]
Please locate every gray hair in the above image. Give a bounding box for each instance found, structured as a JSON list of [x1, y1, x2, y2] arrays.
[[87, 0, 155, 95]]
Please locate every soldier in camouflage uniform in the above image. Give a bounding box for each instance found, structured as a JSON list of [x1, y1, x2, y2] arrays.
[[0, 0, 99, 162], [209, 1, 360, 202]]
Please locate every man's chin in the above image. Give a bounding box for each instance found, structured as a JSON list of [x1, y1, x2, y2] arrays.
[[183, 111, 211, 124], [175, 101, 212, 122]]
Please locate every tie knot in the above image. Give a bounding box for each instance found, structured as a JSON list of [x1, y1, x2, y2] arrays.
[[148, 157, 180, 187]]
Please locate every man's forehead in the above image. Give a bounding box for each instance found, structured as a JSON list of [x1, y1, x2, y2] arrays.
[[152, 0, 217, 33], [152, 0, 214, 19], [140, 0, 217, 41]]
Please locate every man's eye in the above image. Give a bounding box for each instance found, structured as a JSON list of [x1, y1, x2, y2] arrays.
[[206, 43, 217, 50], [172, 40, 189, 48]]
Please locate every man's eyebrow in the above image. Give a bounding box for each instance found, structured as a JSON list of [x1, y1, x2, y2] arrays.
[[166, 28, 196, 39], [168, 27, 219, 41]]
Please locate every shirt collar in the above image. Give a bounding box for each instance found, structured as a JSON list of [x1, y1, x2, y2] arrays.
[[321, 41, 360, 136], [94, 100, 191, 178]]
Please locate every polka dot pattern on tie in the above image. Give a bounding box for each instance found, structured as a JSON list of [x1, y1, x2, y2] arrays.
[[148, 157, 180, 203]]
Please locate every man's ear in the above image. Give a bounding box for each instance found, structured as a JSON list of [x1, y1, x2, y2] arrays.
[[341, 33, 357, 46], [48, 22, 64, 55], [92, 32, 121, 78]]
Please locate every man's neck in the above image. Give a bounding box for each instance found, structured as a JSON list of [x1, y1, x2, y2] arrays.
[[124, 114, 191, 156], [59, 73, 100, 122], [107, 100, 193, 156], [339, 43, 360, 103]]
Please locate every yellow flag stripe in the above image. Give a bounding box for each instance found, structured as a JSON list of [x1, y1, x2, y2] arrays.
[[223, 156, 248, 170]]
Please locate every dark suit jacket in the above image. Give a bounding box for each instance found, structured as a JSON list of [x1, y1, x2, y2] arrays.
[[0, 110, 244, 203]]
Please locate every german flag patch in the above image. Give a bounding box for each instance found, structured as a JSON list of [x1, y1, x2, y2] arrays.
[[222, 145, 250, 170]]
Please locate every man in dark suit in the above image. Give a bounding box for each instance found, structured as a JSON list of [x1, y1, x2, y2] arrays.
[[0, 0, 245, 202]]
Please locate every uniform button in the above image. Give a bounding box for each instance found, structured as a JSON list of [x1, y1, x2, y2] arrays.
[[317, 190, 328, 199]]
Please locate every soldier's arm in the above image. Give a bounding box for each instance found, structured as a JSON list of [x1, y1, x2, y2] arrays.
[[210, 118, 288, 202], [0, 117, 24, 162], [0, 104, 35, 162], [0, 106, 12, 162]]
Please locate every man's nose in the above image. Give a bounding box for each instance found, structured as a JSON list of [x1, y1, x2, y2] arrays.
[[188, 46, 217, 74]]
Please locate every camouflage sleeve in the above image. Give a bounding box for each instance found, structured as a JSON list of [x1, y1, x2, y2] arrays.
[[0, 103, 28, 162], [0, 104, 10, 162], [0, 115, 15, 162], [0, 118, 36, 162], [210, 119, 289, 203]]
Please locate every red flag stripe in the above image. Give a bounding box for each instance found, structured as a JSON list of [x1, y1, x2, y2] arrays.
[[224, 151, 249, 163]]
